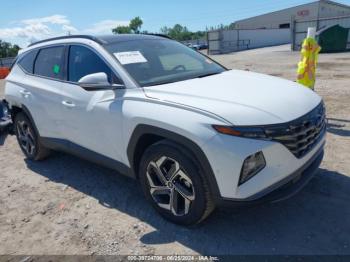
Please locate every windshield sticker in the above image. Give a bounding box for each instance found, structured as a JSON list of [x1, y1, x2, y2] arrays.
[[114, 51, 147, 65]]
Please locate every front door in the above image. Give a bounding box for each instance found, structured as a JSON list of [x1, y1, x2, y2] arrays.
[[60, 44, 125, 162]]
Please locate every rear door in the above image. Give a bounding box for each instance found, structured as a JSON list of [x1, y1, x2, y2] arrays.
[[17, 46, 66, 139]]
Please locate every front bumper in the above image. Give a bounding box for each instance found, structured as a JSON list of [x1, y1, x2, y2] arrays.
[[202, 128, 326, 200], [216, 145, 324, 207]]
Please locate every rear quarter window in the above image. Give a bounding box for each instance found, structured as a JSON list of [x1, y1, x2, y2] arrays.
[[18, 50, 38, 74], [34, 46, 65, 80]]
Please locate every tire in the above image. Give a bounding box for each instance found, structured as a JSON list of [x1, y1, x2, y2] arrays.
[[14, 112, 50, 161], [139, 140, 215, 225]]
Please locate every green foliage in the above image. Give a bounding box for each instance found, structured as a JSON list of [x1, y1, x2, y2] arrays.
[[207, 23, 236, 31], [129, 16, 143, 34], [0, 40, 20, 58], [111, 16, 234, 40], [160, 24, 206, 41], [112, 16, 143, 34], [112, 26, 132, 34]]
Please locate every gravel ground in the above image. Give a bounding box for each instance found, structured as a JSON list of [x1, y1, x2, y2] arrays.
[[0, 45, 349, 255]]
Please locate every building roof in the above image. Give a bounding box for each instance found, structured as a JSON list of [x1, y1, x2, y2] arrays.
[[323, 0, 350, 10], [235, 0, 350, 23]]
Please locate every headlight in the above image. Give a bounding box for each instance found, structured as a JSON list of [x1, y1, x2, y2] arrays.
[[239, 151, 266, 185], [212, 125, 267, 139]]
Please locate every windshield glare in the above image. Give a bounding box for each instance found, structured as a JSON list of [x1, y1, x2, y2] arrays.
[[105, 39, 225, 87]]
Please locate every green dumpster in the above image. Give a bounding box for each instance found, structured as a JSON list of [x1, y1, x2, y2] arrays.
[[316, 25, 349, 53]]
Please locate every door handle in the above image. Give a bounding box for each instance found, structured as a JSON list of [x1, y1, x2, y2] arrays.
[[20, 90, 31, 97], [62, 100, 76, 108]]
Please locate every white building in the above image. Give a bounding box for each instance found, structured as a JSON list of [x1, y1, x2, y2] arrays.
[[208, 0, 350, 54], [235, 0, 350, 30]]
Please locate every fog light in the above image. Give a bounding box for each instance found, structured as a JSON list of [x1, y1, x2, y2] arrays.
[[239, 151, 266, 185]]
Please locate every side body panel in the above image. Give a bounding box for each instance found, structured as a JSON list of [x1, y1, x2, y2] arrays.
[[5, 65, 65, 138]]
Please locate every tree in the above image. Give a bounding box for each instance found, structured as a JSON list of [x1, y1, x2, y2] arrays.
[[129, 16, 143, 34], [0, 40, 20, 58], [160, 24, 205, 41], [112, 16, 143, 34], [112, 26, 131, 34], [207, 23, 236, 31]]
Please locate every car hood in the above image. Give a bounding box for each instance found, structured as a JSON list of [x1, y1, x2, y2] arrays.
[[143, 70, 322, 125]]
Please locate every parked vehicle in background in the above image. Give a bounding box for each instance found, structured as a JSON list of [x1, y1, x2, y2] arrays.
[[198, 43, 208, 50], [185, 43, 201, 50], [191, 44, 201, 50], [4, 34, 326, 225]]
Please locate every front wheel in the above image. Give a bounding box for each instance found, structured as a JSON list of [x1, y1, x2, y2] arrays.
[[139, 140, 215, 225]]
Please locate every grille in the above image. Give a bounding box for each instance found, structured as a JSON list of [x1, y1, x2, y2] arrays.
[[264, 102, 326, 158]]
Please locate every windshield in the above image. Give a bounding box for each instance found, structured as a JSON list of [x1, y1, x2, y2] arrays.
[[104, 39, 225, 87]]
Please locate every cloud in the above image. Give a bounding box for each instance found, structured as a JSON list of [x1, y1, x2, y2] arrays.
[[0, 15, 77, 46], [62, 24, 78, 34], [0, 15, 127, 47], [0, 23, 51, 39], [83, 20, 129, 34], [21, 15, 71, 26]]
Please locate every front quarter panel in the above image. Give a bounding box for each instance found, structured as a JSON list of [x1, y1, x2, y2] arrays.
[[121, 96, 227, 166]]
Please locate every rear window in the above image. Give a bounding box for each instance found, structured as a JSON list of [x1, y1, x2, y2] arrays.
[[18, 50, 38, 74], [34, 46, 65, 80]]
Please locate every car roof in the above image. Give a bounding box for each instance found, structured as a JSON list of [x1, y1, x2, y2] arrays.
[[98, 34, 170, 44], [28, 34, 171, 48]]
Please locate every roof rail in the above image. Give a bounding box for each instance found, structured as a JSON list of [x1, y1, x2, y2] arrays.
[[28, 35, 105, 47]]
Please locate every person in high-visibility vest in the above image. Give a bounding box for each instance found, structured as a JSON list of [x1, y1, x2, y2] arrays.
[[297, 27, 321, 90]]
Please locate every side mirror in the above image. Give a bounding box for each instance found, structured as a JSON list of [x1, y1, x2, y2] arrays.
[[78, 72, 124, 91]]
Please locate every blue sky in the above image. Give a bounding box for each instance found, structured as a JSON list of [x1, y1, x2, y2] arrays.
[[1, 0, 350, 47]]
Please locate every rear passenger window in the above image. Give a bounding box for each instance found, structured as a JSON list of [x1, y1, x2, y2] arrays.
[[68, 45, 120, 83], [34, 46, 65, 80], [18, 50, 38, 74]]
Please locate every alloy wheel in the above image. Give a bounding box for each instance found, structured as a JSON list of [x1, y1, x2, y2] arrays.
[[146, 156, 195, 216], [17, 120, 36, 156]]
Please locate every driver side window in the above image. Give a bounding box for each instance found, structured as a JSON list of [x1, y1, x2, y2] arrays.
[[68, 45, 121, 84]]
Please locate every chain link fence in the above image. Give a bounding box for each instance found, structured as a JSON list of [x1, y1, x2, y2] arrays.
[[207, 28, 290, 54]]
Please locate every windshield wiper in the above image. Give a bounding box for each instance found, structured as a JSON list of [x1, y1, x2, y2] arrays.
[[143, 79, 179, 87], [195, 71, 222, 78]]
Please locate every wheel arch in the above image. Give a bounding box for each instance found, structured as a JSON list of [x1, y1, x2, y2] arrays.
[[11, 104, 41, 137], [127, 124, 221, 201]]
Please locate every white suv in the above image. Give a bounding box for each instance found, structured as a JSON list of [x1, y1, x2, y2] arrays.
[[4, 34, 326, 225]]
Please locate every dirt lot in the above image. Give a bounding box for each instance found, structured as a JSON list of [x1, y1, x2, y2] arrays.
[[0, 45, 349, 255]]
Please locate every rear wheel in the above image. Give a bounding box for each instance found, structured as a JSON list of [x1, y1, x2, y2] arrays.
[[139, 140, 215, 225], [14, 112, 50, 160]]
